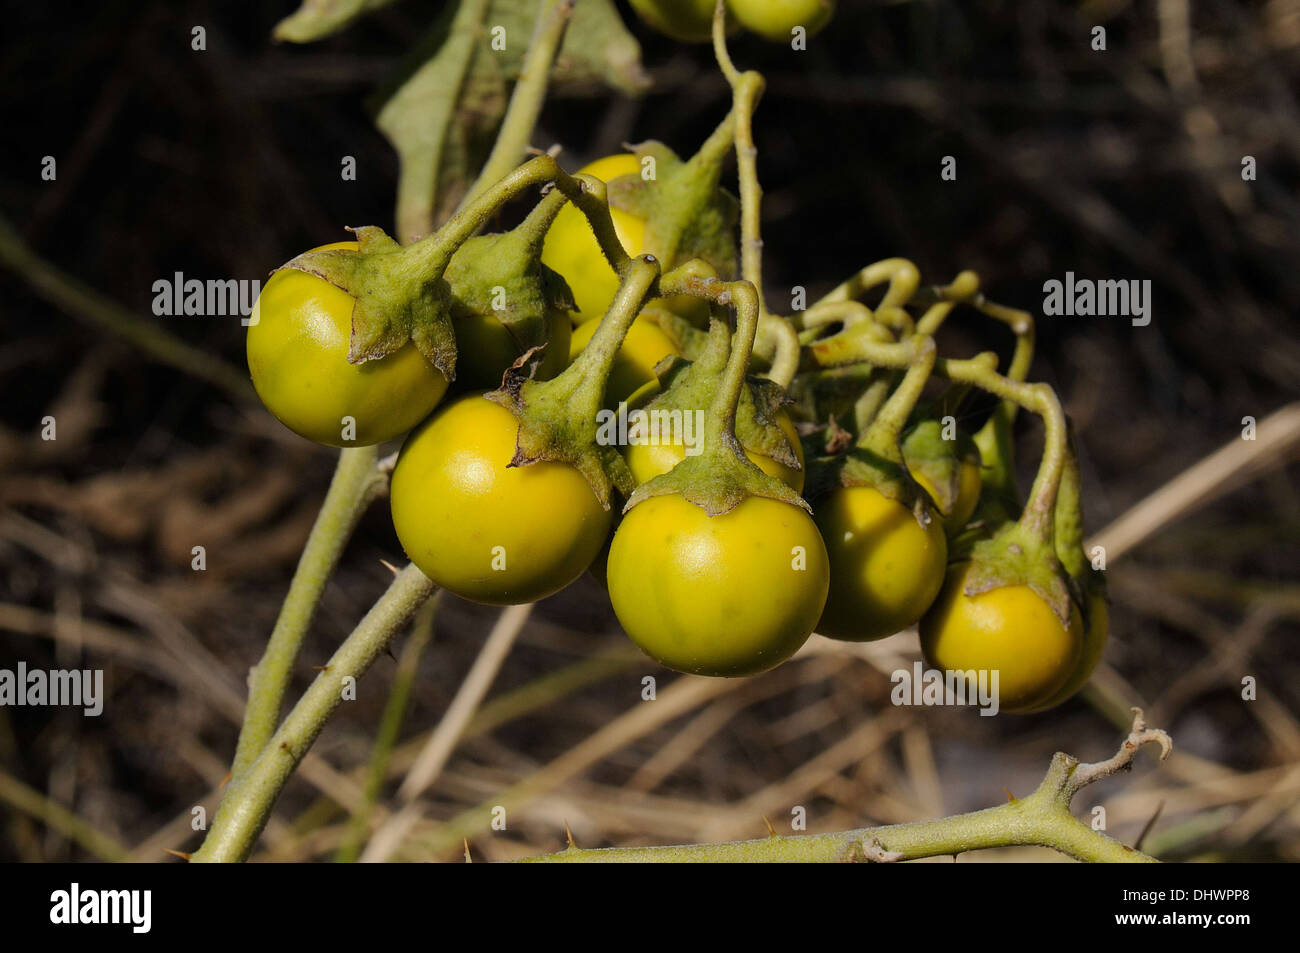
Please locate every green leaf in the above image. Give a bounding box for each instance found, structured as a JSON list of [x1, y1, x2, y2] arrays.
[[487, 0, 648, 94], [273, 0, 406, 43], [372, 0, 497, 243], [372, 0, 648, 243], [430, 42, 513, 226]]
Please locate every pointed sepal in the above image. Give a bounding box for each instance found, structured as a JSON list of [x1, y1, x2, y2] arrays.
[[276, 226, 458, 380]]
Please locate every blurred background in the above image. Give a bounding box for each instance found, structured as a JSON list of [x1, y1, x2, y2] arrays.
[[0, 0, 1297, 862]]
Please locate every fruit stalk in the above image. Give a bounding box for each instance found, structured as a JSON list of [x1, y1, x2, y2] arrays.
[[939, 355, 1068, 544]]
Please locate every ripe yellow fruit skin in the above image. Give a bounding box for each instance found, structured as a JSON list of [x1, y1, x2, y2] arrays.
[[815, 486, 947, 641], [391, 395, 610, 605], [920, 563, 1085, 713], [608, 494, 829, 676], [247, 242, 448, 447], [729, 0, 835, 42], [1026, 592, 1109, 712]]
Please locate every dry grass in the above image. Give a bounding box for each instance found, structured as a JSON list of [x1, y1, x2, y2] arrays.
[[0, 0, 1297, 863]]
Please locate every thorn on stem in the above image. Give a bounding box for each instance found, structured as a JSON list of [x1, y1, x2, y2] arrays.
[[163, 848, 191, 862], [379, 559, 401, 577], [1135, 800, 1165, 853], [564, 820, 578, 850], [763, 816, 778, 838]]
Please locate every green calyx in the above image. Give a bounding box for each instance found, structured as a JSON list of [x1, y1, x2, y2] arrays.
[[962, 520, 1077, 628], [624, 280, 808, 518], [488, 357, 634, 510], [607, 137, 739, 284], [486, 255, 663, 510], [642, 316, 802, 472], [624, 431, 807, 518], [277, 225, 458, 381], [816, 443, 937, 531], [444, 190, 575, 375], [901, 419, 980, 517]]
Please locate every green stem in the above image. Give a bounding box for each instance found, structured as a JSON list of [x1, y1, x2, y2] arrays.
[[654, 109, 738, 271], [859, 336, 936, 462], [230, 445, 385, 780], [334, 594, 441, 863], [711, 29, 799, 389], [460, 0, 575, 211], [192, 565, 437, 863], [563, 255, 661, 423], [797, 298, 882, 333], [411, 154, 630, 292], [814, 258, 920, 312], [514, 186, 571, 255], [913, 270, 980, 335], [415, 155, 563, 273], [525, 712, 1171, 863], [853, 371, 897, 436], [561, 173, 634, 277], [939, 355, 1067, 543], [808, 323, 915, 370], [703, 282, 762, 448]]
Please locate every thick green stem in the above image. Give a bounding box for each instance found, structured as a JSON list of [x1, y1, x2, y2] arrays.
[[415, 155, 563, 273], [513, 186, 571, 254], [525, 711, 1170, 863], [231, 446, 384, 780], [192, 565, 437, 863], [460, 0, 574, 211]]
